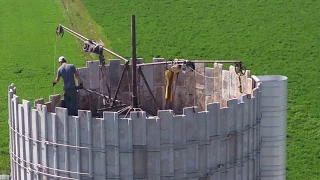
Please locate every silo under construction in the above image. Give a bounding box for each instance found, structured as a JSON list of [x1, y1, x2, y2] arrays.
[[7, 57, 287, 180]]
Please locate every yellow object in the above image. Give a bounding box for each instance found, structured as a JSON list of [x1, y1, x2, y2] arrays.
[[165, 69, 177, 101]]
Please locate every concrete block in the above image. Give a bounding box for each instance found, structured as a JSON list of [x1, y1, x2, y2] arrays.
[[103, 112, 120, 178], [195, 89, 205, 111], [130, 111, 147, 179], [205, 96, 214, 111], [242, 95, 250, 179], [153, 58, 166, 86], [49, 94, 61, 112], [195, 61, 205, 89], [68, 116, 80, 179], [31, 108, 39, 180], [173, 86, 187, 114], [18, 104, 26, 180], [78, 110, 93, 175], [55, 107, 69, 178], [146, 117, 161, 180], [158, 110, 174, 176], [176, 72, 187, 87], [34, 98, 45, 108], [99, 65, 110, 95], [221, 70, 230, 100], [154, 86, 165, 110], [183, 107, 199, 174], [205, 67, 214, 96], [109, 59, 121, 89], [236, 103, 244, 180], [38, 105, 48, 179], [91, 118, 106, 177], [77, 68, 90, 110], [186, 70, 195, 95], [141, 65, 154, 92], [118, 118, 133, 179], [87, 60, 100, 89], [229, 66, 236, 99], [198, 112, 209, 177], [22, 100, 33, 180], [219, 108, 228, 171], [173, 115, 187, 179], [246, 78, 253, 94]]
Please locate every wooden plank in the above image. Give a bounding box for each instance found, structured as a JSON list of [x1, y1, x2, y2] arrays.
[[183, 107, 199, 177], [87, 60, 100, 89], [158, 110, 174, 177], [104, 112, 119, 179], [146, 117, 160, 180], [173, 115, 187, 179]]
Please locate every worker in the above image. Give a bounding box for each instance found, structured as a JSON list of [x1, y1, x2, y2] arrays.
[[53, 56, 82, 116]]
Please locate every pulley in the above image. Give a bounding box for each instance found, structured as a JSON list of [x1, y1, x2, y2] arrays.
[[56, 25, 64, 38], [235, 62, 246, 76]]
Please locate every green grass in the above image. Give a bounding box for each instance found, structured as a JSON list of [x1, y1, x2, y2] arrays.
[[0, 0, 87, 173], [81, 0, 320, 179], [0, 0, 319, 179]]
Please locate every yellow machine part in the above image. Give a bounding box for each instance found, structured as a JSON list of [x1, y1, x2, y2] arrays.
[[165, 69, 177, 101]]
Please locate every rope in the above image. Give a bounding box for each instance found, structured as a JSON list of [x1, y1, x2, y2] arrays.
[[53, 35, 58, 94]]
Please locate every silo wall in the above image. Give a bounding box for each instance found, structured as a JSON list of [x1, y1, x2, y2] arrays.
[[254, 75, 288, 180], [8, 82, 261, 180]]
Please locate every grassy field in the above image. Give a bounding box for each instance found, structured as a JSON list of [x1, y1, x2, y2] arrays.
[[0, 0, 103, 173], [81, 0, 320, 179], [0, 0, 319, 179]]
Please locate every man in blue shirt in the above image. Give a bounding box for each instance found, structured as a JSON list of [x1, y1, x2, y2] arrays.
[[53, 56, 82, 115]]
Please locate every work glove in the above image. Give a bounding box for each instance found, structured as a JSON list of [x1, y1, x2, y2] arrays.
[[79, 82, 84, 89], [52, 82, 56, 87]]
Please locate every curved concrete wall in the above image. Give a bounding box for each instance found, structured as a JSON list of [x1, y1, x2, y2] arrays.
[[255, 75, 288, 180], [8, 83, 262, 180]]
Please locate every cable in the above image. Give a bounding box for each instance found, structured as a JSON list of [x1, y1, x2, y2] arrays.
[[10, 150, 90, 177], [53, 35, 58, 94]]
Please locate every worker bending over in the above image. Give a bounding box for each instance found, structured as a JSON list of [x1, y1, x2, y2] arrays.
[[53, 56, 82, 116]]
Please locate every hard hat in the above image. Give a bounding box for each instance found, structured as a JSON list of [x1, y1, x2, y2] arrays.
[[58, 56, 66, 62]]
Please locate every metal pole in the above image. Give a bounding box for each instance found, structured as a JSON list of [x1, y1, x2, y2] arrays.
[[131, 15, 138, 108], [58, 24, 129, 63]]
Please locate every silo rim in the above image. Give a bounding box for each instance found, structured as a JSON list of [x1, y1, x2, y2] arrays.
[[256, 75, 287, 82]]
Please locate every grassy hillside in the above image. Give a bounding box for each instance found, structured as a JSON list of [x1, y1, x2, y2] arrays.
[[82, 0, 320, 179], [0, 0, 85, 173]]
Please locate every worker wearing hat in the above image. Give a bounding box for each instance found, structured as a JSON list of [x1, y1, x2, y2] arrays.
[[53, 56, 82, 116]]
